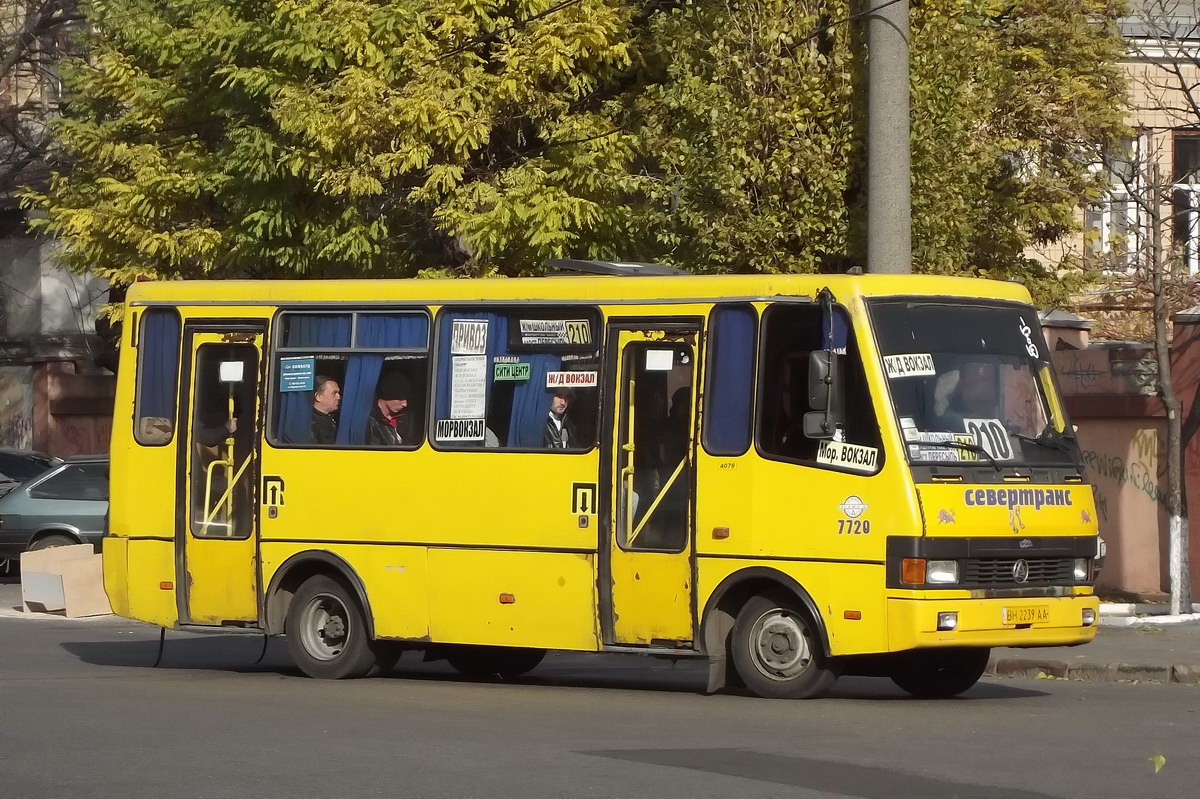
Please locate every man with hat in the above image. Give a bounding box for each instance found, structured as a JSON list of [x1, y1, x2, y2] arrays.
[[367, 370, 415, 445]]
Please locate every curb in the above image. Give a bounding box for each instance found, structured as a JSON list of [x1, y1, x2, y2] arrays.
[[1099, 613, 1200, 628], [988, 657, 1200, 685]]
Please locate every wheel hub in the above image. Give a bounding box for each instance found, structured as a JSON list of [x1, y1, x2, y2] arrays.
[[751, 609, 812, 680], [299, 594, 350, 662]]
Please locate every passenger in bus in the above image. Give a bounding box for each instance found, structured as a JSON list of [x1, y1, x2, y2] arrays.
[[543, 388, 577, 448], [367, 371, 414, 445], [311, 376, 341, 445]]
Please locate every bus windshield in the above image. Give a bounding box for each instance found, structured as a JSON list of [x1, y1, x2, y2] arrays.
[[869, 299, 1076, 467]]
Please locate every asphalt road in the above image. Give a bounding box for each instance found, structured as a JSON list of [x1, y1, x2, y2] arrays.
[[2, 584, 1199, 799]]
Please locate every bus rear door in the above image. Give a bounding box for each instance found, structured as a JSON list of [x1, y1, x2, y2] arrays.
[[177, 324, 264, 625], [606, 324, 699, 646]]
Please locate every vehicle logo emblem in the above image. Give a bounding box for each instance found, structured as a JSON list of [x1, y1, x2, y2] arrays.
[[1019, 538, 1033, 549], [1012, 559, 1030, 583], [839, 496, 868, 519]]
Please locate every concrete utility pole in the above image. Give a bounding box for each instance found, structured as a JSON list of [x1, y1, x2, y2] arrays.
[[865, 0, 911, 275]]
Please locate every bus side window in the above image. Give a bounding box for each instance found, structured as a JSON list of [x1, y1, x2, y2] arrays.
[[757, 304, 882, 471], [134, 308, 181, 446], [704, 304, 756, 456], [272, 312, 430, 448], [432, 309, 600, 450]]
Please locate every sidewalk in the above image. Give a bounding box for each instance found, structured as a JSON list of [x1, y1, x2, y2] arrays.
[[988, 624, 1200, 685]]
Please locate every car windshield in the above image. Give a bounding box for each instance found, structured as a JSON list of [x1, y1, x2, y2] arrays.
[[869, 300, 1075, 467], [0, 453, 53, 482]]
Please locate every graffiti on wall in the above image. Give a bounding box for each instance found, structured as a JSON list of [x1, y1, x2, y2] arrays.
[[1080, 428, 1165, 523], [51, 416, 112, 457], [0, 368, 32, 450]]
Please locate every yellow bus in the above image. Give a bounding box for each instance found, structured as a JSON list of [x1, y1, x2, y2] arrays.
[[103, 262, 1101, 699]]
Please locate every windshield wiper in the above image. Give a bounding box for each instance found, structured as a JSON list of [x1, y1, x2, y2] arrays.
[[1012, 426, 1074, 453], [915, 440, 1001, 472]]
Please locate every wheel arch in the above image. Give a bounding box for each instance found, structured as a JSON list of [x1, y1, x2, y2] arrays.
[[698, 567, 831, 693], [28, 526, 83, 548], [263, 551, 375, 638]]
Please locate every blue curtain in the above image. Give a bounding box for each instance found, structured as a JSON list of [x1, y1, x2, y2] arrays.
[[286, 314, 351, 348], [278, 315, 352, 444], [508, 352, 562, 447], [435, 312, 507, 447], [706, 305, 756, 455], [139, 310, 180, 421], [337, 314, 428, 445]]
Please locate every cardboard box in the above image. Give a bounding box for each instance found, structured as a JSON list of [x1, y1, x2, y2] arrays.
[[20, 543, 112, 617]]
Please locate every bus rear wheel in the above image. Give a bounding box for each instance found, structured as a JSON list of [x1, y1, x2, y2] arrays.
[[731, 592, 836, 699], [445, 645, 546, 680], [285, 575, 382, 679], [889, 648, 990, 698]]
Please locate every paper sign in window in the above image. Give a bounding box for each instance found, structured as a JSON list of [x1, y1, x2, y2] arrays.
[[451, 319, 488, 355], [883, 353, 936, 378], [645, 350, 674, 371], [451, 355, 487, 419], [279, 356, 315, 392]]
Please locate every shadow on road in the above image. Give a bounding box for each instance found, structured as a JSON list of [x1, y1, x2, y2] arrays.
[[61, 635, 300, 675], [583, 747, 1063, 798], [58, 635, 1047, 701]]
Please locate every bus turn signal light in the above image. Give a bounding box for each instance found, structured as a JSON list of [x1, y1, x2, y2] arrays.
[[499, 593, 516, 604], [159, 581, 173, 590], [900, 558, 926, 586], [843, 610, 861, 620]]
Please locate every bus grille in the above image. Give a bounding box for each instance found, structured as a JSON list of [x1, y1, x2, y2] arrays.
[[963, 557, 1073, 586]]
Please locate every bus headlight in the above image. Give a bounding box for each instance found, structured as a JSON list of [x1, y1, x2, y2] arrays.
[[926, 560, 959, 585], [1073, 558, 1090, 582]]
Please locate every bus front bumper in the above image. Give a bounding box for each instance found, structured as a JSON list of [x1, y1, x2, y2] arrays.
[[887, 594, 1100, 650]]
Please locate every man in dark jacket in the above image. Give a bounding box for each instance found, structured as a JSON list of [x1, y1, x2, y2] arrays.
[[542, 388, 578, 448], [367, 371, 415, 445], [311, 375, 341, 445]]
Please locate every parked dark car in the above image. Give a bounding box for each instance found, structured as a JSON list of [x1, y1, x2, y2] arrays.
[[0, 456, 109, 562], [0, 450, 59, 498]]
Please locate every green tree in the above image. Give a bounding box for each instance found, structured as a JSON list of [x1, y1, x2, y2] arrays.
[[28, 0, 1128, 303], [28, 0, 643, 282], [625, 0, 1129, 302]]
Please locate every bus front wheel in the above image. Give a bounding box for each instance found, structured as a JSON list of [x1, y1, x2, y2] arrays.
[[889, 648, 990, 698], [285, 574, 383, 679], [731, 592, 836, 699]]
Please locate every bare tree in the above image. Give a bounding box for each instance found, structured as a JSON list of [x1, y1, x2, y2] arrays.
[[0, 0, 80, 202], [1088, 0, 1200, 613]]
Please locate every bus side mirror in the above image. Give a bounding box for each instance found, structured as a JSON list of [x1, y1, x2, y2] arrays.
[[805, 350, 842, 440], [806, 350, 835, 407], [808, 351, 831, 410], [803, 410, 835, 439]]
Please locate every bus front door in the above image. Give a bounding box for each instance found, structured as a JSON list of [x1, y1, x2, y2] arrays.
[[607, 326, 698, 646], [177, 327, 264, 625]]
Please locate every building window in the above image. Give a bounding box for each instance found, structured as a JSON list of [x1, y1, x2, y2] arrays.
[[1174, 132, 1200, 275], [1086, 140, 1140, 264]]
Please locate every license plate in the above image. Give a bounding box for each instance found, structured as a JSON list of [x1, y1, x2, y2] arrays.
[[1002, 606, 1049, 625]]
